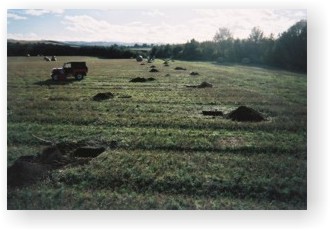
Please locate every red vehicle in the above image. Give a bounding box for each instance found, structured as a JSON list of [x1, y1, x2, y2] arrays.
[[51, 62, 88, 81]]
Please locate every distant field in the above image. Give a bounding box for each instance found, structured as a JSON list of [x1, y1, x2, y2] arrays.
[[7, 56, 307, 209]]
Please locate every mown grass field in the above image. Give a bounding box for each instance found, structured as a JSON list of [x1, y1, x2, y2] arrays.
[[7, 56, 307, 209]]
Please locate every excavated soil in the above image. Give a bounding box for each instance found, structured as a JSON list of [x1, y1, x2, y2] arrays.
[[198, 82, 212, 88], [186, 82, 213, 88], [227, 106, 265, 122], [149, 68, 159, 72], [175, 67, 187, 70], [92, 92, 114, 101], [130, 77, 155, 82], [202, 110, 223, 116], [7, 141, 106, 187], [190, 72, 199, 76]]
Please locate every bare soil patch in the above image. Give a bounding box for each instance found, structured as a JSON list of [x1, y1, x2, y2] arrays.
[[7, 141, 106, 187], [202, 110, 223, 116]]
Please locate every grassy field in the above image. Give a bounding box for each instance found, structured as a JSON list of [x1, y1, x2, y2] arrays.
[[7, 56, 307, 209]]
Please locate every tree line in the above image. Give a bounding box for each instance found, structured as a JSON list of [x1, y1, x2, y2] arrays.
[[150, 20, 306, 72], [7, 20, 306, 72], [7, 42, 136, 59]]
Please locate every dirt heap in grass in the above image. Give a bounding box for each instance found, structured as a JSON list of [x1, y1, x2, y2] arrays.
[[198, 82, 212, 88], [227, 106, 265, 122], [7, 141, 106, 187], [175, 67, 187, 70], [93, 92, 114, 101], [190, 72, 199, 76], [186, 81, 213, 88], [202, 110, 223, 116], [149, 68, 159, 72], [130, 77, 155, 82]]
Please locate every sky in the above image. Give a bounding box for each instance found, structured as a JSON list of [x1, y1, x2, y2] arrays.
[[7, 9, 306, 44]]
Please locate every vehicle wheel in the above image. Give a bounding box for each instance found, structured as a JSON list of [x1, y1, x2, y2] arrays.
[[75, 74, 84, 81], [52, 74, 59, 81]]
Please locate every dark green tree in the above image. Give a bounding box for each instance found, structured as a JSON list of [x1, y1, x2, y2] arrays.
[[213, 27, 234, 61], [273, 20, 307, 71]]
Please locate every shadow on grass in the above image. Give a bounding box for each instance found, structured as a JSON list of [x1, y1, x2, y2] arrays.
[[34, 79, 76, 86]]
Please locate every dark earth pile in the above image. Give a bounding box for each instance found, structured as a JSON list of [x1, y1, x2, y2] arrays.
[[130, 77, 155, 82], [175, 67, 187, 70], [190, 72, 199, 76], [149, 68, 159, 72], [227, 106, 265, 122], [202, 110, 223, 116], [186, 82, 213, 88], [198, 82, 212, 88], [7, 141, 106, 187], [92, 92, 114, 101]]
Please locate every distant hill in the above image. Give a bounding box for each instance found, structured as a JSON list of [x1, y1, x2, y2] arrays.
[[64, 41, 135, 47], [7, 39, 67, 46], [7, 39, 153, 48], [7, 39, 147, 58]]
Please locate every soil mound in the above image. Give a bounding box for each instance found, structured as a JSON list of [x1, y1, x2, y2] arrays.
[[150, 65, 156, 68], [202, 110, 223, 116], [198, 82, 213, 88], [227, 106, 265, 122], [130, 77, 147, 82], [190, 72, 199, 76], [175, 67, 187, 70], [186, 82, 213, 88], [93, 92, 114, 101], [149, 68, 159, 72], [130, 77, 155, 82], [7, 159, 50, 187], [7, 141, 106, 187]]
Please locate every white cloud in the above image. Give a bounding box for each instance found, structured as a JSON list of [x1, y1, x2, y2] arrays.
[[24, 9, 64, 16], [7, 13, 27, 20], [191, 9, 306, 39], [142, 10, 165, 17], [60, 14, 216, 43], [7, 9, 307, 43]]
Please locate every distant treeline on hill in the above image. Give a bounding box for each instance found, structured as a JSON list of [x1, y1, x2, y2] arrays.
[[7, 42, 136, 59], [7, 20, 306, 72]]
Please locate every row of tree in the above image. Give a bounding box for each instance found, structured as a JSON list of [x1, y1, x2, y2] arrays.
[[7, 42, 136, 59], [7, 20, 306, 72], [150, 20, 307, 72]]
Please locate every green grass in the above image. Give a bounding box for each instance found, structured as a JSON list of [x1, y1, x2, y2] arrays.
[[7, 56, 307, 209]]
